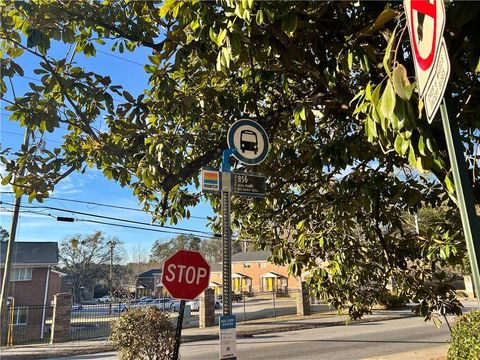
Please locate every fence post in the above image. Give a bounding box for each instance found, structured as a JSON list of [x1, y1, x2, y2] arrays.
[[243, 293, 246, 323], [272, 289, 276, 318], [50, 293, 72, 344], [199, 288, 215, 328]]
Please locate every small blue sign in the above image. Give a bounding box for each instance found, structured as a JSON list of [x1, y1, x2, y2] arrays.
[[220, 315, 236, 330], [227, 119, 269, 165]]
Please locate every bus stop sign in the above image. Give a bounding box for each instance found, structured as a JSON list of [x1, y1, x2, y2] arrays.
[[227, 119, 269, 165]]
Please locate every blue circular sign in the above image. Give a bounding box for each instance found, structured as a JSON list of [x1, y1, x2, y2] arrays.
[[227, 119, 269, 165]]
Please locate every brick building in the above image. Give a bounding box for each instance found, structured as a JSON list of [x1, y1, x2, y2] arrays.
[[0, 242, 62, 306], [1, 241, 62, 342], [209, 251, 300, 295]]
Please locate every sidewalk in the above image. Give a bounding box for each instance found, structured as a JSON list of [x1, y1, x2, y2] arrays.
[[0, 308, 444, 360]]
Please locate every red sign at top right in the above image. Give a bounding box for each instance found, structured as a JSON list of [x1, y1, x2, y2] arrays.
[[404, 0, 451, 123]]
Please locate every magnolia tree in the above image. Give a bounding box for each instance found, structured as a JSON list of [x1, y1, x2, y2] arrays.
[[1, 1, 479, 320]]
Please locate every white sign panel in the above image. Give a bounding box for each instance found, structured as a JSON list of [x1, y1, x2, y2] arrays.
[[404, 0, 450, 123], [423, 38, 450, 120], [219, 315, 237, 360]]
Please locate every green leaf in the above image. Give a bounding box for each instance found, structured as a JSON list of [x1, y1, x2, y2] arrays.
[[383, 26, 397, 76], [445, 175, 455, 194], [366, 116, 378, 142], [209, 27, 216, 43], [281, 10, 297, 36], [256, 9, 264, 25], [160, 0, 176, 17], [216, 28, 227, 47], [394, 134, 409, 155], [380, 80, 396, 120], [123, 91, 135, 102], [408, 143, 416, 165], [296, 220, 305, 231], [1, 174, 12, 185], [418, 135, 426, 156], [392, 64, 413, 100]]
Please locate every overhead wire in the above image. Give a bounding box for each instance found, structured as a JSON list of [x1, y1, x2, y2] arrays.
[[0, 191, 211, 220], [0, 200, 215, 237], [0, 206, 213, 239]]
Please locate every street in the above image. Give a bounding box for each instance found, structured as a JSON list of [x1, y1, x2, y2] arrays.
[[51, 315, 451, 360]]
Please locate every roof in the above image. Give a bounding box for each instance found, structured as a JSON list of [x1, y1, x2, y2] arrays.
[[0, 242, 58, 266], [232, 272, 251, 278], [231, 251, 270, 263], [210, 262, 223, 272], [137, 268, 162, 278], [261, 271, 287, 278]]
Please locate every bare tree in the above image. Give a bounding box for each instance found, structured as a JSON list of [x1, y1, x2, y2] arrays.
[[59, 231, 121, 302]]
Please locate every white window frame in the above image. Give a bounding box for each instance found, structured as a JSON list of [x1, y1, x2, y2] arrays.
[[13, 308, 28, 325], [10, 268, 33, 281]]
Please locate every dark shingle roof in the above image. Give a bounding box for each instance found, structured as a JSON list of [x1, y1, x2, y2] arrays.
[[231, 251, 270, 262], [138, 268, 162, 278], [0, 242, 58, 265]]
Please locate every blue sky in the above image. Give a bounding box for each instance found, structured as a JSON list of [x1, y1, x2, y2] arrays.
[[1, 40, 216, 262]]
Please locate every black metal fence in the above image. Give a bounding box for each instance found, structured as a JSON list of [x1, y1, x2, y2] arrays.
[[5, 304, 53, 346], [70, 303, 124, 341]]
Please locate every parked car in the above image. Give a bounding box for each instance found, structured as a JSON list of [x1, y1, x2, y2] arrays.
[[186, 297, 222, 311], [151, 298, 175, 310], [169, 299, 182, 312], [72, 303, 83, 311], [137, 296, 154, 303], [97, 295, 111, 303]]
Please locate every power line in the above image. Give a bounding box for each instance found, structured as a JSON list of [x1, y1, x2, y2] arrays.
[[0, 192, 211, 220], [0, 200, 215, 237], [96, 49, 145, 67], [1, 206, 272, 245], [0, 207, 212, 238], [0, 130, 64, 144]]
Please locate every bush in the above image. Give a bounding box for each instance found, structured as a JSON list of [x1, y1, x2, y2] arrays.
[[110, 307, 176, 360], [377, 293, 408, 309], [448, 309, 480, 360]]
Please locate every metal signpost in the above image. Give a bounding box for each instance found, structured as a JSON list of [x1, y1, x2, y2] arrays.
[[201, 119, 269, 360], [161, 250, 211, 360], [404, 0, 480, 299]]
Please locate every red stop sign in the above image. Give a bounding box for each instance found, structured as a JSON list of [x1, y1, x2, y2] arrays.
[[161, 250, 211, 300]]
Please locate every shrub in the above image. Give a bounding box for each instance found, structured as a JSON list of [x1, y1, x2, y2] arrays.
[[110, 307, 176, 360], [377, 293, 408, 309], [448, 309, 480, 360]]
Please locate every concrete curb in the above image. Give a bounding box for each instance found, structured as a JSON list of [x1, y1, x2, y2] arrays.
[[0, 312, 417, 360]]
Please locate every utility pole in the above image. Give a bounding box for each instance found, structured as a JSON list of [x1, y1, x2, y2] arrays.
[[0, 129, 30, 345], [107, 239, 116, 307]]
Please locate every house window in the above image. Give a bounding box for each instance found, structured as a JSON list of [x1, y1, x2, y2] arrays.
[[243, 263, 251, 268], [13, 308, 28, 325], [260, 263, 267, 269], [10, 268, 32, 281]]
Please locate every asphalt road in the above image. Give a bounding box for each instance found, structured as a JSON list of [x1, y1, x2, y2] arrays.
[[51, 315, 451, 360]]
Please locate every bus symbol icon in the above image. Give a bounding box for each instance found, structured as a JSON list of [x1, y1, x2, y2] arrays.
[[240, 130, 258, 155]]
